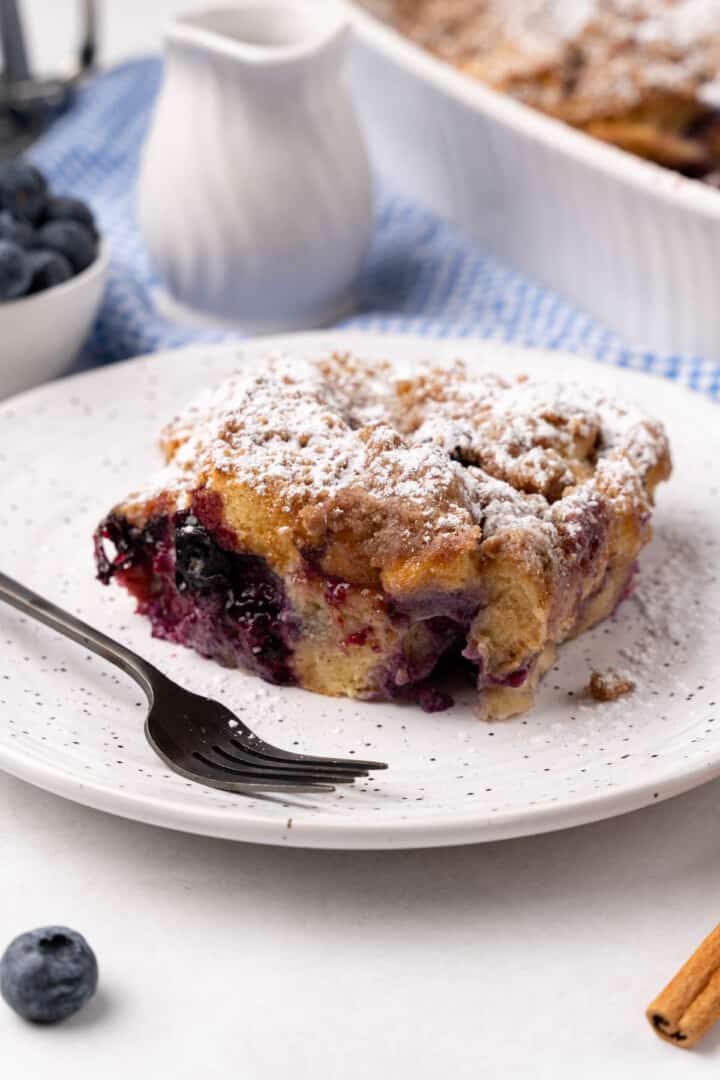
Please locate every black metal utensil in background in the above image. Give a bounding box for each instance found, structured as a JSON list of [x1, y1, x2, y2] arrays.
[[0, 0, 98, 158]]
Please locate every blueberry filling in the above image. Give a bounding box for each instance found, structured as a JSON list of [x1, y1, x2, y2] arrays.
[[100, 515, 626, 713], [174, 518, 236, 592], [391, 616, 464, 687], [416, 685, 456, 713], [379, 608, 481, 712], [95, 512, 297, 686]]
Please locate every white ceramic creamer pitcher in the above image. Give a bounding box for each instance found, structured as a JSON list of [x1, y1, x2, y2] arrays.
[[139, 2, 372, 332]]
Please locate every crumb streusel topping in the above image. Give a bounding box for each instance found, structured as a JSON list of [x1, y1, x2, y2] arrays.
[[122, 349, 670, 573], [588, 667, 636, 700], [370, 0, 720, 123]]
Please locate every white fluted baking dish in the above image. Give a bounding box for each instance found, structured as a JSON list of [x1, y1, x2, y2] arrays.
[[342, 0, 720, 356]]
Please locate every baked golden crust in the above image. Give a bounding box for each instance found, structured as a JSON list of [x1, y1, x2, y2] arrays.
[[98, 348, 670, 719], [367, 0, 720, 179]]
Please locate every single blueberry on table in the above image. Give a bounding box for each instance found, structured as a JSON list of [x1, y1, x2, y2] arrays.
[[26, 248, 74, 294], [44, 195, 98, 237], [0, 161, 48, 223], [37, 220, 97, 273], [0, 926, 98, 1023], [0, 209, 33, 248], [0, 239, 31, 300]]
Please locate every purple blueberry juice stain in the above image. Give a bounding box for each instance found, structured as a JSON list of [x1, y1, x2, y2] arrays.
[[342, 627, 373, 647], [324, 580, 351, 608], [389, 588, 484, 624], [488, 666, 530, 689]]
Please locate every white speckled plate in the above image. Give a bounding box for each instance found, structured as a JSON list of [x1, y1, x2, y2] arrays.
[[1, 333, 719, 849]]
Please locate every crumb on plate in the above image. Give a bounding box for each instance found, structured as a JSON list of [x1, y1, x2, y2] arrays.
[[587, 668, 636, 702]]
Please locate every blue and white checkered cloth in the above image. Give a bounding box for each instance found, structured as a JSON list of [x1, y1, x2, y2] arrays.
[[29, 58, 720, 397]]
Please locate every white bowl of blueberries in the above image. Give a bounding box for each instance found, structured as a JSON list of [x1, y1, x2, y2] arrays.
[[0, 160, 108, 400]]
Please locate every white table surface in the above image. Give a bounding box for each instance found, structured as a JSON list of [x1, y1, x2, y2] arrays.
[[4, 3, 720, 1076]]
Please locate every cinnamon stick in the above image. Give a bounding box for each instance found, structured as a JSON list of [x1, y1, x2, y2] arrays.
[[647, 922, 720, 1048]]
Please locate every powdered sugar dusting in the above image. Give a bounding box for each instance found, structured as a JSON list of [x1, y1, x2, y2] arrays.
[[119, 348, 669, 577], [508, 0, 599, 52], [637, 0, 720, 48]]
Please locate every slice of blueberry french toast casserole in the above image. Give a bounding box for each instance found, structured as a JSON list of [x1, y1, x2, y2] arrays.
[[94, 349, 670, 720]]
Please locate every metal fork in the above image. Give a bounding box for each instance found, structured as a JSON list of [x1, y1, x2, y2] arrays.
[[0, 571, 387, 794]]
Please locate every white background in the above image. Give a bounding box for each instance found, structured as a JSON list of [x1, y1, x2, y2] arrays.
[[3, 2, 720, 1076]]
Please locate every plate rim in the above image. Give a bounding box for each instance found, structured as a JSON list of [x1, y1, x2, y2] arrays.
[[1, 330, 717, 849], [1, 729, 719, 849]]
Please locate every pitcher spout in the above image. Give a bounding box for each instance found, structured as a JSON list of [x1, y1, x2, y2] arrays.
[[168, 2, 350, 75]]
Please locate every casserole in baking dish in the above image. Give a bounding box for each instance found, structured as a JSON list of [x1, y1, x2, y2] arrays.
[[345, 0, 720, 355]]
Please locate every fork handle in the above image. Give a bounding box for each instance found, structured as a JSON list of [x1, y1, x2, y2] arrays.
[[0, 570, 160, 701]]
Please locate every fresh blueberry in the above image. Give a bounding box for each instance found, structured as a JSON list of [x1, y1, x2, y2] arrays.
[[36, 220, 97, 274], [0, 209, 33, 248], [0, 926, 98, 1023], [0, 239, 31, 299], [44, 195, 98, 237], [26, 248, 74, 293], [0, 161, 48, 223]]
